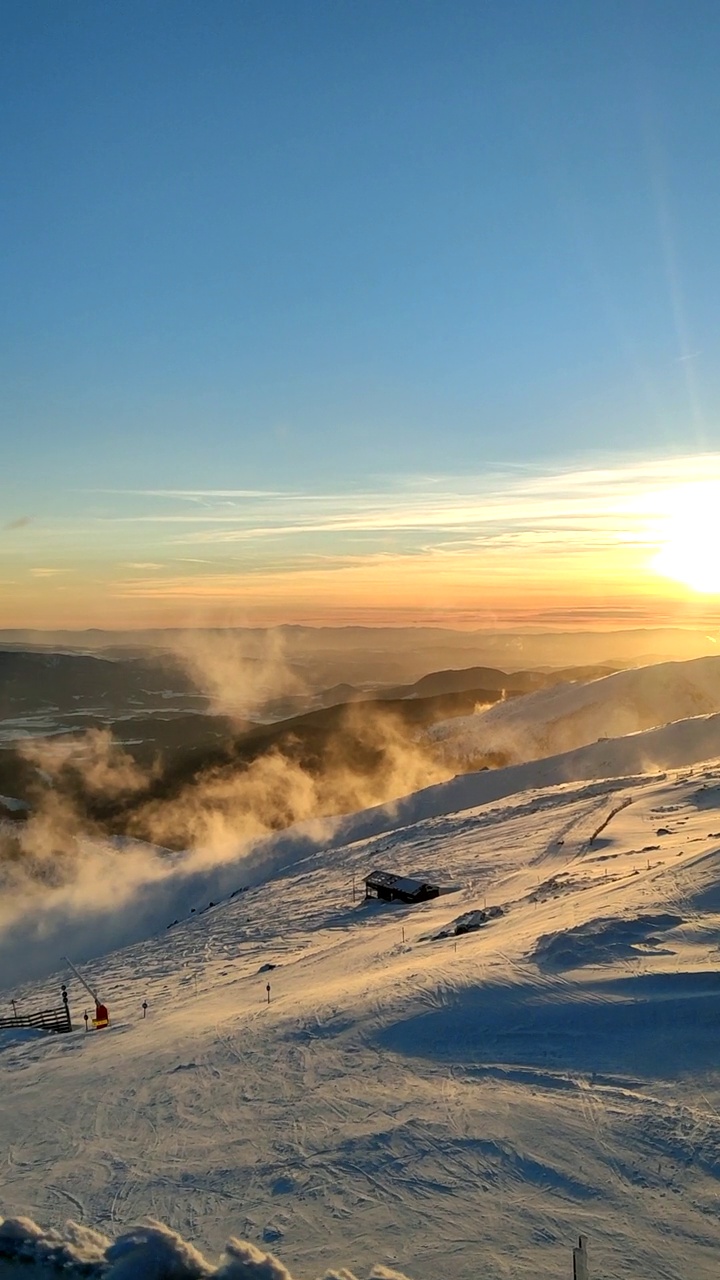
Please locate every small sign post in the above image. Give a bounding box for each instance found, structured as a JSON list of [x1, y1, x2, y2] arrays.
[[573, 1235, 589, 1280], [266, 983, 271, 1005]]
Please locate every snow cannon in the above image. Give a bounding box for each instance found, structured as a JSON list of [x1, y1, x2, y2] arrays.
[[93, 1003, 109, 1030], [65, 957, 110, 1030]]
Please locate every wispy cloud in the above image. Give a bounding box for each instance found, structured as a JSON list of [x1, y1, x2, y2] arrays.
[[8, 452, 720, 628], [3, 516, 32, 531], [89, 453, 720, 553], [89, 488, 287, 500]]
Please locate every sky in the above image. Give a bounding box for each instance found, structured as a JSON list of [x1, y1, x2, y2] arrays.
[[2, 0, 720, 630]]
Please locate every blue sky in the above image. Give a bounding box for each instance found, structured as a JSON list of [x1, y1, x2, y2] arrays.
[[2, 0, 720, 627]]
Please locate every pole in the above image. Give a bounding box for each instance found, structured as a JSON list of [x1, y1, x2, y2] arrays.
[[61, 984, 72, 1031], [573, 1235, 589, 1280], [64, 956, 101, 1005]]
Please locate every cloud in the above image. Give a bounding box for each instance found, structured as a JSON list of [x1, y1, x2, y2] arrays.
[[3, 516, 32, 531], [11, 450, 720, 628], [91, 453, 720, 551], [29, 567, 69, 578], [0, 692, 451, 984], [90, 487, 287, 500], [0, 1216, 421, 1279], [170, 628, 305, 719]]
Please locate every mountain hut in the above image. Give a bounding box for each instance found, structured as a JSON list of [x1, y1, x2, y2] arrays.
[[364, 869, 440, 904]]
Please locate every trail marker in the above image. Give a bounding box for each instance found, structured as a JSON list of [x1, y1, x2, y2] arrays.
[[573, 1234, 589, 1280], [266, 983, 271, 1005], [142, 1001, 148, 1019]]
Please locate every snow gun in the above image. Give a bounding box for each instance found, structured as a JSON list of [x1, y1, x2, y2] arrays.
[[64, 956, 110, 1029]]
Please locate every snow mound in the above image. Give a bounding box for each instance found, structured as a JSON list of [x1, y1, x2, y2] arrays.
[[533, 913, 684, 969], [431, 906, 503, 939]]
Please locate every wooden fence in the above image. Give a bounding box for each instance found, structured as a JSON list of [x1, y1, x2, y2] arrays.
[[0, 1004, 72, 1034]]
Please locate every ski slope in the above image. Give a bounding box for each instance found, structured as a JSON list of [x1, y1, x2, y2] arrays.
[[4, 721, 720, 1277], [7, 702, 720, 992]]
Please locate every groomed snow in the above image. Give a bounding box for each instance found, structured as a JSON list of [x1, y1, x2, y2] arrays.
[[4, 716, 720, 1276]]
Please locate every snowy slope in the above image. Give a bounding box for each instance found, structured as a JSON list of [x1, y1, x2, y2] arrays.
[[4, 726, 720, 1277], [5, 704, 720, 991], [429, 653, 720, 766]]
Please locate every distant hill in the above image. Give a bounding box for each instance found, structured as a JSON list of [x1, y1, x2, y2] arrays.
[[0, 649, 205, 720], [376, 663, 617, 701], [0, 624, 715, 685], [3, 649, 716, 857]]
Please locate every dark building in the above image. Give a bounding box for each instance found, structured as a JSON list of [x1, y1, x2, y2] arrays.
[[364, 869, 440, 904]]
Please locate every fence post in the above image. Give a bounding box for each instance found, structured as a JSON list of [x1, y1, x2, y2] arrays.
[[573, 1235, 589, 1280]]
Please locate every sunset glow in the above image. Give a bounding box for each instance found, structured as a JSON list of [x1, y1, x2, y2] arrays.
[[3, 3, 720, 637], [4, 456, 720, 631], [650, 481, 720, 595]]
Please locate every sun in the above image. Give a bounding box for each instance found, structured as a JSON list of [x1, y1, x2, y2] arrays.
[[650, 481, 720, 594]]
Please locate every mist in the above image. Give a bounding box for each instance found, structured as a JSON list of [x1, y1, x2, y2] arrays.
[[0, 696, 453, 988], [0, 1216, 417, 1280], [170, 629, 306, 719]]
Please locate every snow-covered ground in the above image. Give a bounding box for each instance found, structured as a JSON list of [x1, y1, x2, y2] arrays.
[[429, 654, 720, 766], [4, 707, 720, 1277]]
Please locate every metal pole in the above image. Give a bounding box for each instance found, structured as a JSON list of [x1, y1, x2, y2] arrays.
[[64, 956, 101, 1005]]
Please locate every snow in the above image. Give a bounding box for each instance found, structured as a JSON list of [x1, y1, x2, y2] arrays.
[[5, 689, 720, 1275], [429, 653, 720, 766], [0, 796, 28, 814]]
